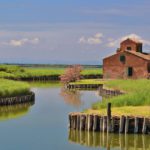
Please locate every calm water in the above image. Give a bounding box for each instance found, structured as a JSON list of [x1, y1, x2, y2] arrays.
[[0, 84, 149, 150]]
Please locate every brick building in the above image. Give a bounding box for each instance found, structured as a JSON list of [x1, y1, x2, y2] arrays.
[[103, 38, 150, 79]]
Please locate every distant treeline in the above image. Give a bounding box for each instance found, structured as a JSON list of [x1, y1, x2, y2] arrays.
[[2, 63, 102, 69]]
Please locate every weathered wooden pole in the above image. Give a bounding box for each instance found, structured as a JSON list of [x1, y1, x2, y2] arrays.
[[107, 103, 112, 133], [125, 116, 129, 134], [119, 116, 125, 133], [142, 118, 147, 134], [134, 117, 139, 133]]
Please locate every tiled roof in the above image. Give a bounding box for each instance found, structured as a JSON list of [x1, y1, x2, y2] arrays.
[[104, 50, 150, 61], [121, 38, 142, 44], [125, 50, 150, 60]]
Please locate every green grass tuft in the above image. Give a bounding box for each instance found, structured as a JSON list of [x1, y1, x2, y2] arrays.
[[0, 79, 30, 97], [92, 79, 150, 109]]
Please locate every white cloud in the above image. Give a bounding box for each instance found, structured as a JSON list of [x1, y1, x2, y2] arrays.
[[2, 38, 39, 47], [107, 34, 150, 48], [79, 33, 103, 45]]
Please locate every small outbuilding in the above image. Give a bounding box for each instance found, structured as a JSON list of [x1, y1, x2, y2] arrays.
[[103, 38, 150, 79]]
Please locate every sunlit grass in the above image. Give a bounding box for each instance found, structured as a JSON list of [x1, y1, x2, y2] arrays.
[[92, 79, 150, 109], [69, 79, 106, 85], [0, 79, 30, 97], [0, 65, 103, 79], [85, 106, 150, 117], [81, 68, 102, 75]]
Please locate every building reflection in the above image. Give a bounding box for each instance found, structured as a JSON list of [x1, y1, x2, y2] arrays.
[[0, 102, 34, 121], [60, 88, 82, 107], [68, 129, 150, 150]]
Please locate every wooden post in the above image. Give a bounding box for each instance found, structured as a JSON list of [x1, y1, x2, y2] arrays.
[[69, 114, 71, 128], [93, 115, 100, 131], [77, 115, 80, 130], [99, 117, 103, 132], [134, 117, 139, 133], [107, 103, 112, 133], [119, 116, 125, 133], [125, 116, 129, 134], [103, 116, 107, 132], [80, 114, 86, 131], [87, 115, 93, 131], [142, 118, 147, 134]]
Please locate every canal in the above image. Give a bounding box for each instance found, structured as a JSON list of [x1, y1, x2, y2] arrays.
[[0, 84, 149, 150]]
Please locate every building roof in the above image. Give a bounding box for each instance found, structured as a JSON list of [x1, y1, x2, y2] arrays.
[[121, 38, 142, 44], [126, 50, 150, 61], [104, 50, 150, 61]]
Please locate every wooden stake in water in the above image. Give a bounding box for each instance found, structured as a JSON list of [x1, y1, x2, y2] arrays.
[[107, 103, 112, 132]]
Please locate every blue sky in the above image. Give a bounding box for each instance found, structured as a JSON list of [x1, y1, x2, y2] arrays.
[[0, 0, 150, 64]]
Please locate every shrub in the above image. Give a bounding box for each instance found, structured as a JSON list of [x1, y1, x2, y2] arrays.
[[60, 65, 83, 84]]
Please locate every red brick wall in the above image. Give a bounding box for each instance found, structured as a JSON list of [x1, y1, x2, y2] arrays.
[[120, 40, 138, 52], [103, 52, 149, 79]]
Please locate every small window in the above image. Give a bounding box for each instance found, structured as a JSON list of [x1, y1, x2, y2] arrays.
[[137, 44, 142, 53], [127, 67, 133, 76], [127, 46, 132, 51], [120, 55, 126, 63]]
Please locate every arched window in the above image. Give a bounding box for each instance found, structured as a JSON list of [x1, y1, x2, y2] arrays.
[[120, 55, 126, 63], [127, 46, 132, 51]]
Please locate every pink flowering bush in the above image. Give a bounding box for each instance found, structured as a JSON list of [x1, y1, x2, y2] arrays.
[[60, 65, 83, 84]]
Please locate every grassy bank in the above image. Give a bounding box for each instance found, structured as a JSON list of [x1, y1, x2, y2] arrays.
[[69, 79, 105, 85], [85, 106, 150, 117], [0, 79, 30, 97], [70, 79, 150, 117], [0, 65, 102, 79], [92, 79, 150, 109]]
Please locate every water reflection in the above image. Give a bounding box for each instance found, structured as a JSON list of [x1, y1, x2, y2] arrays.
[[0, 102, 34, 121], [29, 81, 61, 88], [68, 130, 150, 150], [60, 88, 82, 107]]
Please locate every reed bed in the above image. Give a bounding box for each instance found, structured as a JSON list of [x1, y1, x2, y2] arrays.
[[69, 79, 105, 85], [92, 79, 150, 109], [0, 65, 102, 79], [0, 79, 30, 97]]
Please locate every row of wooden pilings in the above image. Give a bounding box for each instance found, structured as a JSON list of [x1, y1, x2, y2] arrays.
[[0, 92, 35, 106], [66, 84, 124, 97], [69, 113, 150, 134], [98, 86, 124, 97], [67, 84, 102, 90], [69, 103, 150, 135]]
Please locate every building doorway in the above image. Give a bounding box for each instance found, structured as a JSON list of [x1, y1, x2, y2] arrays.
[[148, 63, 150, 73], [127, 67, 133, 77]]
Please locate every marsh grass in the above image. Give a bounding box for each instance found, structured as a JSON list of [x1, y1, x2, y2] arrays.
[[85, 106, 150, 117], [69, 79, 105, 85], [0, 65, 102, 79], [0, 79, 30, 97], [92, 79, 150, 109], [81, 68, 102, 75]]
